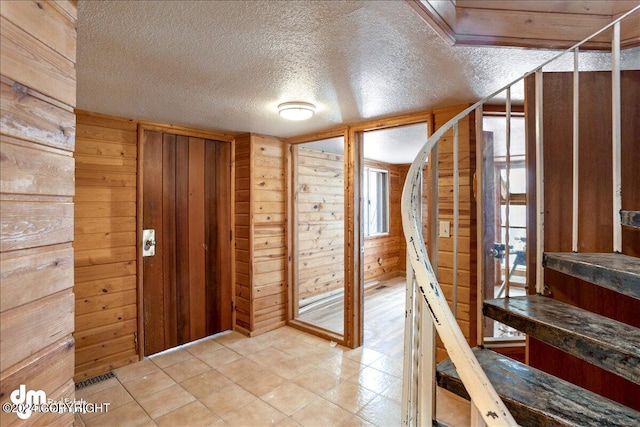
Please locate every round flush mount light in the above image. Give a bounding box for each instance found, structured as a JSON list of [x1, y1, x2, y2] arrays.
[[278, 102, 315, 121]]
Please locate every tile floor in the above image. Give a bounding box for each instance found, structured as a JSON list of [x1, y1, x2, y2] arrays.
[[74, 326, 470, 426]]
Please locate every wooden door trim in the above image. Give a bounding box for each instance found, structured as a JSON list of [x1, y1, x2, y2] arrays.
[[346, 128, 363, 348], [139, 122, 236, 142], [285, 126, 349, 146], [286, 129, 350, 346], [136, 124, 145, 357], [137, 124, 235, 357], [288, 144, 299, 323]]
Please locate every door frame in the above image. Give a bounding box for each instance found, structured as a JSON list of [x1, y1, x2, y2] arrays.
[[285, 127, 353, 346], [136, 122, 235, 357], [285, 112, 433, 349], [349, 113, 433, 349]]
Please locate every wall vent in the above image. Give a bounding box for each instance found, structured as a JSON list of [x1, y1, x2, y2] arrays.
[[75, 371, 115, 390]]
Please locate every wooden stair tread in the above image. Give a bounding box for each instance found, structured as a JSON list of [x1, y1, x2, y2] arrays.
[[436, 348, 640, 427], [484, 295, 640, 384], [621, 210, 640, 229], [543, 252, 640, 299]]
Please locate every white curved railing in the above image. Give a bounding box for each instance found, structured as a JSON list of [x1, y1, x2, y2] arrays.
[[401, 5, 640, 426]]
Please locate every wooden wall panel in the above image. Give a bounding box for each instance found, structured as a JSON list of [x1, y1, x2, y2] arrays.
[[0, 245, 73, 312], [363, 160, 409, 284], [252, 136, 287, 334], [233, 134, 287, 335], [0, 3, 76, 424], [0, 79, 75, 152], [0, 201, 74, 252], [74, 111, 138, 380], [234, 134, 252, 332], [0, 14, 75, 107], [432, 105, 477, 361]]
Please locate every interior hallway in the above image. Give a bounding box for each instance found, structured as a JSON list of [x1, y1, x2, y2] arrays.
[[74, 276, 469, 426]]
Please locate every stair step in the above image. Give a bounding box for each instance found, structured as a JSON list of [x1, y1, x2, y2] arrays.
[[436, 348, 640, 427], [484, 295, 640, 384], [621, 210, 640, 229], [543, 252, 640, 299]]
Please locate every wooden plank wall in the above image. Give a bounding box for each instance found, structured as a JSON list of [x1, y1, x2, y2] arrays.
[[234, 134, 288, 335], [363, 160, 409, 284], [74, 111, 139, 380], [432, 105, 477, 361], [252, 135, 287, 333], [0, 1, 77, 426], [295, 146, 345, 307], [234, 134, 251, 332]]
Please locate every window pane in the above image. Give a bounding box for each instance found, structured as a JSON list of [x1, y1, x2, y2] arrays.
[[364, 168, 389, 236], [500, 167, 526, 194]]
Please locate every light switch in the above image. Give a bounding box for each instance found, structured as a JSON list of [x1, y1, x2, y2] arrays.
[[439, 220, 450, 238]]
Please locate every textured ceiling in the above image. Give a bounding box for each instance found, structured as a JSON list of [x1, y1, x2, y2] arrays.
[[76, 1, 638, 140]]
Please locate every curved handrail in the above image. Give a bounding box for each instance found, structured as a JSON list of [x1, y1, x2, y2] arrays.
[[401, 123, 517, 426], [401, 5, 639, 426]]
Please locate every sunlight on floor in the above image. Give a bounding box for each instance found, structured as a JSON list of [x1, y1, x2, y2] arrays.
[[74, 275, 469, 426]]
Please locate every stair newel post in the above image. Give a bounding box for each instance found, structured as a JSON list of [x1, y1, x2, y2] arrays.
[[505, 87, 512, 298], [401, 252, 419, 426], [420, 140, 439, 425], [535, 69, 545, 295], [612, 21, 622, 254], [572, 48, 580, 253], [418, 286, 437, 425], [402, 147, 438, 426]]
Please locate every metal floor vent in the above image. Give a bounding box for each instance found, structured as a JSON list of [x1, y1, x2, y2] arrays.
[[75, 371, 115, 390]]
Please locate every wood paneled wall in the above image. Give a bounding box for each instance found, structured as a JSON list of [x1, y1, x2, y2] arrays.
[[295, 146, 345, 306], [234, 134, 287, 335], [432, 105, 478, 361], [525, 71, 640, 410], [363, 160, 409, 284], [74, 111, 138, 380], [0, 1, 77, 425]]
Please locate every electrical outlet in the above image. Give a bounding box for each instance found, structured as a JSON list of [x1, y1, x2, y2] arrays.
[[439, 220, 450, 238]]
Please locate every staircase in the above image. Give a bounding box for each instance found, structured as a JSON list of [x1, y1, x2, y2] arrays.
[[401, 5, 640, 427], [439, 237, 640, 426]]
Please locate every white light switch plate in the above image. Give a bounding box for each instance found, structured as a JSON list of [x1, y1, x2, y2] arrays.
[[439, 220, 450, 238]]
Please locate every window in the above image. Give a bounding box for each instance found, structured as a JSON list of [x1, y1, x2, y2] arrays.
[[482, 113, 528, 341], [363, 167, 389, 236]]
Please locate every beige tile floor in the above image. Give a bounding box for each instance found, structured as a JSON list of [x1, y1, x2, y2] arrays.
[[74, 325, 469, 427]]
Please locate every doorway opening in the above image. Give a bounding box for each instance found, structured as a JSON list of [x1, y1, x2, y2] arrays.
[[360, 122, 427, 356], [481, 106, 528, 344]]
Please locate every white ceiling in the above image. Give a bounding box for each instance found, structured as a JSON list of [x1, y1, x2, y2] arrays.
[[76, 1, 639, 141], [362, 123, 428, 164]]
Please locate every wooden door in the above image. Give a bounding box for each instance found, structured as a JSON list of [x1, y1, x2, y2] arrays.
[[143, 131, 231, 356]]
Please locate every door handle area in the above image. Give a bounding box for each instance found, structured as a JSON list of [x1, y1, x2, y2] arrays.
[[143, 229, 156, 257]]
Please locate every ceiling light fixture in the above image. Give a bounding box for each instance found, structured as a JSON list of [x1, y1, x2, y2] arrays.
[[278, 102, 315, 121]]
